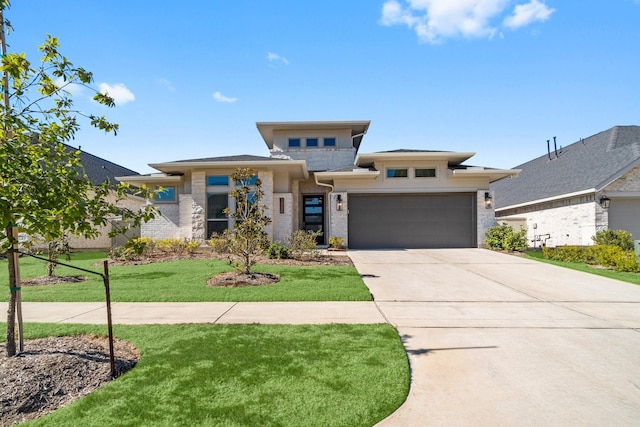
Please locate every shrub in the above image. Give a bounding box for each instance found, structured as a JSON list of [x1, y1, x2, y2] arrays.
[[328, 236, 345, 249], [125, 237, 150, 256], [184, 240, 201, 254], [266, 242, 289, 259], [592, 229, 633, 251], [108, 246, 139, 261], [543, 246, 587, 263], [287, 229, 321, 259], [156, 238, 187, 253], [208, 231, 233, 254], [544, 244, 640, 273], [485, 225, 527, 251]]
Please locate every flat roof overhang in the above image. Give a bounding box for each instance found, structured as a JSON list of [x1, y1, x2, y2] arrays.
[[356, 151, 476, 168], [147, 159, 309, 180], [314, 169, 380, 185], [451, 168, 521, 183], [116, 174, 184, 185], [256, 120, 371, 150]]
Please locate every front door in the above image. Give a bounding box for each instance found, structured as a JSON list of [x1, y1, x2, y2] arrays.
[[303, 195, 324, 245]]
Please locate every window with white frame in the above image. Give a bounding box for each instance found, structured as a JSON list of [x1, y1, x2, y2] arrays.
[[415, 168, 436, 178]]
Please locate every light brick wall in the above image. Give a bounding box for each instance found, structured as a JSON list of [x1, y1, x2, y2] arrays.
[[497, 198, 599, 247], [330, 192, 349, 246], [141, 202, 182, 240], [259, 171, 274, 238], [477, 190, 495, 248], [272, 193, 293, 243]]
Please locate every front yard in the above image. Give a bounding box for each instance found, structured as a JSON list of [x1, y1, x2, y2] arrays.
[[0, 251, 372, 302], [2, 322, 409, 426]]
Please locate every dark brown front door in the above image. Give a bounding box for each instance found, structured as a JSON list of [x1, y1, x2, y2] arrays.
[[303, 195, 324, 244]]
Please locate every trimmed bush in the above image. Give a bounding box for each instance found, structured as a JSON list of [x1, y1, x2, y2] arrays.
[[543, 244, 640, 273], [485, 225, 527, 251], [265, 242, 289, 259], [592, 229, 633, 251]]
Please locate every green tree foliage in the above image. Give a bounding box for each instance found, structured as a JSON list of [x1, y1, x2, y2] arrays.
[[591, 229, 633, 251], [485, 224, 528, 252], [221, 168, 271, 274], [0, 4, 156, 356]]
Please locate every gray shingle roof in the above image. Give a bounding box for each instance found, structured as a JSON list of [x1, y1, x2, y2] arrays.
[[67, 144, 139, 186], [491, 126, 640, 209]]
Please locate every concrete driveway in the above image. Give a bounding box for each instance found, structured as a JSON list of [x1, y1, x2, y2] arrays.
[[349, 249, 640, 427]]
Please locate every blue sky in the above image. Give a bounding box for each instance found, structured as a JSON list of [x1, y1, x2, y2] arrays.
[[5, 1, 640, 174]]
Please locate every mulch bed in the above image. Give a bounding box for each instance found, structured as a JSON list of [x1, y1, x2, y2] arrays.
[[21, 275, 86, 287], [0, 335, 139, 426]]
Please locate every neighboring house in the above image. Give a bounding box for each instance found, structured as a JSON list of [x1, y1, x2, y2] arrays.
[[491, 126, 640, 248], [25, 145, 145, 250], [117, 121, 519, 249]]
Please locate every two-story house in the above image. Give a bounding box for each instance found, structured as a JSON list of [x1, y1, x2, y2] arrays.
[[117, 121, 519, 249]]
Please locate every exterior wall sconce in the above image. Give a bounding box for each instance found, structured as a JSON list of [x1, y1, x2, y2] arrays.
[[484, 192, 492, 209], [336, 194, 343, 211], [279, 197, 285, 214], [599, 195, 611, 209]]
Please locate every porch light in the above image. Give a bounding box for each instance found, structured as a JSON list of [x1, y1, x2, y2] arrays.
[[484, 192, 492, 209], [599, 195, 611, 209], [336, 194, 343, 211]]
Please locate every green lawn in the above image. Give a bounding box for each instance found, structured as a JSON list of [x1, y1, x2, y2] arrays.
[[0, 252, 372, 302], [11, 322, 409, 427], [524, 250, 640, 285]]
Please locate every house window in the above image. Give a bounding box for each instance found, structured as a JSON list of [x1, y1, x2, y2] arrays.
[[288, 138, 301, 148], [306, 138, 318, 147], [323, 137, 336, 147], [207, 175, 229, 186], [415, 168, 436, 178], [154, 186, 176, 202], [207, 193, 228, 238], [386, 168, 408, 178]]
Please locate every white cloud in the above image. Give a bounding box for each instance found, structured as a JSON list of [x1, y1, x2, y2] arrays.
[[212, 91, 238, 103], [157, 78, 175, 92], [503, 0, 555, 29], [380, 0, 555, 43], [98, 83, 135, 105], [54, 76, 84, 96], [267, 51, 289, 65]]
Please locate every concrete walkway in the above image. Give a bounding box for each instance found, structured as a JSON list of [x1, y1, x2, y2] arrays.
[[349, 249, 640, 427], [0, 301, 385, 325]]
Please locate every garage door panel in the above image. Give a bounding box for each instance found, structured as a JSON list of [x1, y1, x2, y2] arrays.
[[348, 193, 476, 249], [609, 199, 640, 240]]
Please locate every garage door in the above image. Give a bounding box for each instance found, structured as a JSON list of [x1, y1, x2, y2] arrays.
[[609, 198, 640, 240], [348, 193, 477, 249]]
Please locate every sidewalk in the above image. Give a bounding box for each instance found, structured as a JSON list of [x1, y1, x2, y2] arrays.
[[0, 301, 386, 325]]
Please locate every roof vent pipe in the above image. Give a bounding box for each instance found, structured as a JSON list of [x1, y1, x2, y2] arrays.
[[553, 136, 558, 158], [547, 140, 551, 160]]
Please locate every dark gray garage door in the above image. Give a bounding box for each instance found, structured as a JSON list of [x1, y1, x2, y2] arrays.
[[609, 198, 640, 241], [348, 193, 477, 249]]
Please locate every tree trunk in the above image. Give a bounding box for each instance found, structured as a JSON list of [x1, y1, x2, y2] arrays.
[[5, 227, 17, 356]]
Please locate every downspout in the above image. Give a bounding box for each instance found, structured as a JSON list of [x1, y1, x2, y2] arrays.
[[314, 174, 334, 241]]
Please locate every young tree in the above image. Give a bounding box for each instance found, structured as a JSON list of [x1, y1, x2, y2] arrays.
[[1, 3, 156, 356], [221, 168, 271, 274]]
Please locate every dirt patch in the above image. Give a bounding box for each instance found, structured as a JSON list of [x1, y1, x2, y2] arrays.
[[207, 271, 280, 287], [0, 334, 139, 426], [21, 275, 86, 287]]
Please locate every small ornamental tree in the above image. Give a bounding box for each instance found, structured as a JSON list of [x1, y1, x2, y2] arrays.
[[223, 168, 271, 274], [0, 4, 156, 356]]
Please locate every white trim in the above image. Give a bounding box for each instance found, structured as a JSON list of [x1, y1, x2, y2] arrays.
[[495, 188, 596, 212]]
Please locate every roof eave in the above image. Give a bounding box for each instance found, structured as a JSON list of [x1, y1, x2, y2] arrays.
[[356, 151, 476, 167], [451, 169, 521, 183]]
